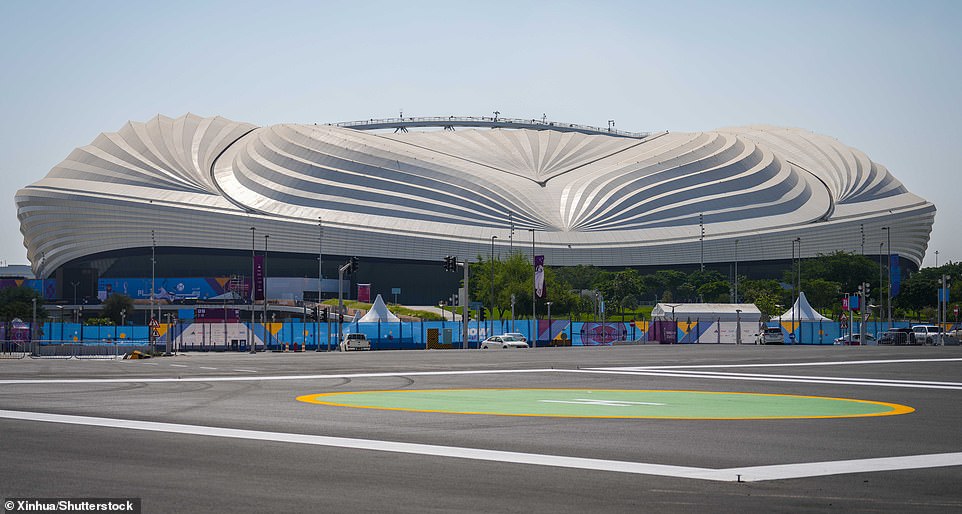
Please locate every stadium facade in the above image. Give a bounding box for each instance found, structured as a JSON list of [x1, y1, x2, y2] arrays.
[[16, 114, 935, 304]]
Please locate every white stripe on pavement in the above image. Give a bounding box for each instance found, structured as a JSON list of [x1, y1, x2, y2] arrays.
[[1, 409, 959, 482]]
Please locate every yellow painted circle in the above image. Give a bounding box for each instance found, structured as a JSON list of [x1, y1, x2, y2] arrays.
[[296, 389, 915, 420]]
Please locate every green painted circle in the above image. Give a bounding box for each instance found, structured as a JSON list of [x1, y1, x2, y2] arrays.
[[296, 389, 913, 419]]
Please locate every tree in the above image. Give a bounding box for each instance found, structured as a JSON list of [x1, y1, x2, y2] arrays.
[[740, 279, 785, 319], [802, 278, 842, 310], [0, 286, 45, 322], [101, 293, 135, 325], [798, 251, 880, 296]]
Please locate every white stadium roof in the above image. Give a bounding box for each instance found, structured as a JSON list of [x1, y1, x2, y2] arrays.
[[17, 114, 934, 277]]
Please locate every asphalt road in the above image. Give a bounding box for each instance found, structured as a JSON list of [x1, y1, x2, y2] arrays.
[[1, 345, 960, 513]]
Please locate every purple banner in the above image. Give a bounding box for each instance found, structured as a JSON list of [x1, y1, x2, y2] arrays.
[[534, 255, 545, 299], [253, 255, 265, 301]]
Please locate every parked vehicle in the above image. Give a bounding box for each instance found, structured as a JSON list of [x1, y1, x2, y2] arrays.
[[834, 333, 876, 345], [911, 325, 942, 345], [480, 334, 529, 350], [755, 327, 784, 345], [339, 333, 370, 351], [878, 328, 917, 345], [503, 332, 527, 343]]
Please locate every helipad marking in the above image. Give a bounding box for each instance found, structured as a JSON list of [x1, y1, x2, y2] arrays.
[[1, 409, 957, 482], [539, 399, 666, 407], [296, 389, 913, 419]]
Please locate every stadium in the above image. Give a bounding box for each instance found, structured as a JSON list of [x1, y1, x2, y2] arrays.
[[15, 114, 935, 305]]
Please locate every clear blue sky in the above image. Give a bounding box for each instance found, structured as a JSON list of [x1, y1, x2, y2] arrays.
[[1, 0, 960, 267]]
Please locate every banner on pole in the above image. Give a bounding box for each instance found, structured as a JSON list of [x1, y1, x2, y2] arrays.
[[253, 255, 264, 301], [534, 255, 546, 299]]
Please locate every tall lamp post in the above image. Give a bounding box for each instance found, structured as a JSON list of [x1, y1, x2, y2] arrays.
[[881, 227, 891, 327], [250, 226, 256, 354], [733, 239, 739, 303], [878, 242, 884, 330], [699, 213, 705, 272], [529, 229, 536, 346], [317, 217, 323, 351], [490, 235, 497, 337], [263, 234, 269, 347]]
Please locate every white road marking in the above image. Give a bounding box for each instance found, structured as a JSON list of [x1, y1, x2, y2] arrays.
[[564, 369, 962, 390], [539, 399, 666, 407], [0, 409, 958, 482], [199, 367, 218, 370], [0, 368, 557, 385], [170, 364, 187, 368], [619, 357, 962, 370], [0, 357, 957, 388]]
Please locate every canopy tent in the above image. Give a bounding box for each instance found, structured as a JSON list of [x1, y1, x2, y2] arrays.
[[651, 303, 761, 322], [778, 292, 830, 321], [358, 294, 401, 323]]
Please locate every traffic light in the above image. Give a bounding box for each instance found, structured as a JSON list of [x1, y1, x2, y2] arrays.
[[349, 256, 359, 273], [338, 313, 344, 323], [320, 308, 328, 322], [479, 309, 486, 322], [443, 255, 458, 272]]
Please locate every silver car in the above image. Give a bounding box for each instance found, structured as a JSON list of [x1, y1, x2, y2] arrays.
[[480, 335, 529, 350]]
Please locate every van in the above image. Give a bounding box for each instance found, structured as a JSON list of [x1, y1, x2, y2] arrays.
[[339, 333, 371, 351]]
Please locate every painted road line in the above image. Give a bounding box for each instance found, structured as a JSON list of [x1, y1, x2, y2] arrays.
[[565, 369, 962, 390], [232, 369, 257, 373], [199, 367, 218, 370], [170, 364, 187, 368], [617, 369, 962, 387], [0, 369, 558, 385], [728, 452, 962, 482], [618, 357, 962, 370], [0, 409, 958, 482]]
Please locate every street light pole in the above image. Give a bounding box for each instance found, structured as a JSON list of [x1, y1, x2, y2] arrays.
[[263, 234, 269, 347], [529, 229, 536, 346], [490, 235, 497, 336], [699, 213, 704, 272], [317, 217, 322, 351], [733, 239, 739, 303], [882, 227, 891, 327], [250, 226, 256, 354]]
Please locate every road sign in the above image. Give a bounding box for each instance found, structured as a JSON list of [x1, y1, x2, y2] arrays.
[[391, 287, 401, 295], [149, 318, 160, 328], [150, 328, 160, 338]]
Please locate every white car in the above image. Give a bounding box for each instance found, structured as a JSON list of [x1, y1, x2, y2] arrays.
[[339, 333, 371, 351], [480, 335, 529, 350], [503, 332, 527, 343], [834, 333, 876, 345], [755, 327, 784, 345]]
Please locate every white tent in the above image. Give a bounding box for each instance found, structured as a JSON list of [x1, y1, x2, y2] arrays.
[[778, 291, 830, 321], [651, 303, 761, 322], [358, 294, 401, 323]]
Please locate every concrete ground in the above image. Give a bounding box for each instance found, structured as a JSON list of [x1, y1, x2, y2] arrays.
[[1, 345, 960, 513]]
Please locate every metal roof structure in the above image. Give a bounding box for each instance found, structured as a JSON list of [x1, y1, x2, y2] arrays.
[[17, 114, 935, 278]]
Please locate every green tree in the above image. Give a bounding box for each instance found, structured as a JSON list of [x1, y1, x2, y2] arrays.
[[740, 279, 786, 319], [797, 251, 880, 295], [802, 278, 842, 311], [101, 293, 135, 325], [698, 281, 731, 303], [0, 286, 45, 322]]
